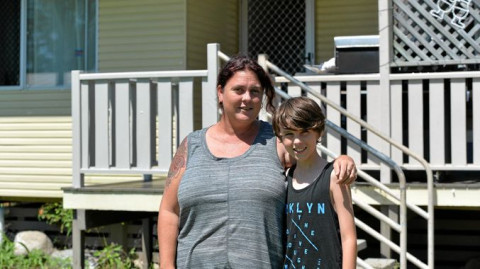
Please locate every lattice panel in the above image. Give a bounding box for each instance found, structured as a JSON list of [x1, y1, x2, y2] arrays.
[[392, 0, 480, 68]]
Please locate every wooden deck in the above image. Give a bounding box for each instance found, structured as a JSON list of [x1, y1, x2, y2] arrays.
[[63, 177, 480, 212], [353, 180, 480, 208], [63, 178, 165, 212]]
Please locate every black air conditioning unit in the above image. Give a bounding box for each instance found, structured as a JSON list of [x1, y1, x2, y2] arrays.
[[334, 35, 379, 74]]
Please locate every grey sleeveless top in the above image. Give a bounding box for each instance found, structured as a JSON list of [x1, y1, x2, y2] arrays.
[[177, 121, 286, 268]]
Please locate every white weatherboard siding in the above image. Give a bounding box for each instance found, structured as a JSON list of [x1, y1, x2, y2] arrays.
[[0, 116, 70, 198], [0, 114, 147, 199], [0, 88, 71, 199]]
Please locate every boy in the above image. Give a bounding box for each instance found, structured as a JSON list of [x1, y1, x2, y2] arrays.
[[273, 96, 357, 269]]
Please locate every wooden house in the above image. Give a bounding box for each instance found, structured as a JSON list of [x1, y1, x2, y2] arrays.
[[1, 0, 479, 268]]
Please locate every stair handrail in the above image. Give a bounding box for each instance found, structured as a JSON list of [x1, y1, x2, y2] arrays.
[[324, 123, 428, 219], [264, 59, 434, 269], [320, 143, 427, 269]]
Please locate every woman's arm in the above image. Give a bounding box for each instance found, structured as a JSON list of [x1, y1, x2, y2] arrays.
[[276, 138, 295, 169], [157, 138, 188, 269], [330, 171, 357, 269], [333, 155, 357, 185]]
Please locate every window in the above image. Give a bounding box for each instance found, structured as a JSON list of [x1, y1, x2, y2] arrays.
[[0, 0, 96, 89]]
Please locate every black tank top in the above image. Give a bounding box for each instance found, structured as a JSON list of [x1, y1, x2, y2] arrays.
[[284, 161, 342, 269]]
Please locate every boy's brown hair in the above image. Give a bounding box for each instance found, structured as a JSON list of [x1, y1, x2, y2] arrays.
[[272, 96, 326, 140]]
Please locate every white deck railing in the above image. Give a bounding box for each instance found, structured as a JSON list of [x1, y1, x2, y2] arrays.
[[71, 45, 220, 188], [276, 71, 480, 172]]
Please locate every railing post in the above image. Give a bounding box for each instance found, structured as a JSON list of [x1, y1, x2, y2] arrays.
[[71, 70, 85, 188], [378, 0, 393, 182], [378, 0, 401, 264], [204, 43, 221, 128], [257, 54, 271, 122]]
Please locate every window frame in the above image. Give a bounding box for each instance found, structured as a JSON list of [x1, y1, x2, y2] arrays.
[[0, 0, 97, 91]]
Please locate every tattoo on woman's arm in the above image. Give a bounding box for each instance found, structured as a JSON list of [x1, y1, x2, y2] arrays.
[[165, 139, 187, 189]]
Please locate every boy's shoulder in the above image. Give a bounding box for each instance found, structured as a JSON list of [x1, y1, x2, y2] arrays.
[[285, 165, 296, 179], [324, 160, 335, 177]]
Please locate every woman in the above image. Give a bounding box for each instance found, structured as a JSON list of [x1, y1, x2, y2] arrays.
[[157, 55, 357, 269]]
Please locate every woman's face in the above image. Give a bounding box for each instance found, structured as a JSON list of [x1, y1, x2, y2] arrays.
[[218, 69, 264, 124]]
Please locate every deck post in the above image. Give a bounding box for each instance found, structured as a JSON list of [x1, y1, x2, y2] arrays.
[[378, 0, 398, 262], [72, 209, 86, 269], [203, 43, 220, 128], [378, 0, 393, 183], [140, 217, 153, 269], [0, 207, 4, 243]]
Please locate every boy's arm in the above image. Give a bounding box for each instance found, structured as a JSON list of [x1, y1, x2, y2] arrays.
[[157, 138, 188, 269], [330, 170, 357, 269]]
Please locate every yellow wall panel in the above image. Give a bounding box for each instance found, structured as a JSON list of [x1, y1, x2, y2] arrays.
[[0, 90, 71, 117], [186, 0, 239, 70], [186, 0, 239, 129], [315, 0, 378, 63], [0, 116, 72, 199], [98, 0, 187, 71], [0, 115, 142, 199]]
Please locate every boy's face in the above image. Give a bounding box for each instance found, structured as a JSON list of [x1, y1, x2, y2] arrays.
[[279, 126, 321, 163]]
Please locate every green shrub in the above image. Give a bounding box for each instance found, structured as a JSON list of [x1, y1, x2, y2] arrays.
[[0, 236, 71, 269], [36, 202, 148, 268], [38, 202, 73, 236], [93, 242, 137, 269], [0, 236, 18, 268]]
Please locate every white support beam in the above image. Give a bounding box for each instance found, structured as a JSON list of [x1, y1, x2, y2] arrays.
[[203, 43, 220, 128]]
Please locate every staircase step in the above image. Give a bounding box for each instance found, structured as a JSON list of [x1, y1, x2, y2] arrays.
[[357, 239, 367, 252], [363, 258, 397, 269]]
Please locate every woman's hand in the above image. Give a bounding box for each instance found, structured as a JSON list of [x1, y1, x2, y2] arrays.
[[333, 155, 357, 184]]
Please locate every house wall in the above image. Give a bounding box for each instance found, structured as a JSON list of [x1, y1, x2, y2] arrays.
[[0, 0, 378, 200], [186, 0, 239, 130], [315, 0, 378, 63], [0, 0, 190, 200], [0, 92, 145, 200], [186, 0, 239, 70], [98, 0, 187, 71], [0, 90, 71, 200]]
